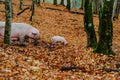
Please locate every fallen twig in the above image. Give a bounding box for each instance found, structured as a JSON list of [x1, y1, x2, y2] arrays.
[[46, 7, 84, 15], [0, 10, 5, 12], [103, 68, 120, 72], [60, 66, 88, 73], [116, 63, 120, 68], [17, 7, 30, 15]]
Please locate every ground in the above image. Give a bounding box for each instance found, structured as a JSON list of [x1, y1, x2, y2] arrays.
[[0, 1, 120, 80]]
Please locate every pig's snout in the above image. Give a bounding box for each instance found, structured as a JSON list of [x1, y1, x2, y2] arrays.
[[29, 32, 40, 39]]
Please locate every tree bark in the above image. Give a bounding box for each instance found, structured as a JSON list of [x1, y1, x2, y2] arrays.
[[43, 0, 45, 2], [19, 0, 24, 10], [29, 0, 35, 21], [94, 0, 115, 55], [35, 0, 40, 6], [113, 0, 120, 20], [81, 0, 85, 9], [4, 0, 12, 44], [37, 0, 40, 5], [92, 0, 101, 14], [84, 0, 97, 48], [112, 0, 117, 20], [66, 0, 71, 11], [60, 0, 64, 6], [53, 0, 57, 5]]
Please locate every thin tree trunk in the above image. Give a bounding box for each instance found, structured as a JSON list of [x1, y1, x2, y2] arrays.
[[66, 0, 71, 11], [4, 0, 12, 44], [37, 0, 40, 5], [84, 0, 97, 48], [60, 0, 64, 6], [94, 0, 115, 55], [19, 0, 24, 10], [30, 0, 35, 21], [114, 0, 120, 20], [36, 0, 41, 6], [92, 0, 101, 14], [112, 0, 117, 20], [81, 0, 85, 9], [43, 0, 45, 2], [53, 0, 57, 5]]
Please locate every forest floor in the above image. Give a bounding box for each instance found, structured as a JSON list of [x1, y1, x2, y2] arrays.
[[0, 1, 120, 80]]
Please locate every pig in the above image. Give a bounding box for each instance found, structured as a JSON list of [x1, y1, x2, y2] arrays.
[[51, 36, 68, 45], [0, 21, 40, 46]]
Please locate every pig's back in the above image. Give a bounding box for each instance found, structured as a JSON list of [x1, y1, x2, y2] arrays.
[[10, 23, 32, 36], [12, 23, 32, 29], [11, 23, 33, 33], [0, 22, 33, 29]]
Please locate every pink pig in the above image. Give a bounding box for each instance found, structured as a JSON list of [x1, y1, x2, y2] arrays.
[[0, 21, 40, 45], [51, 36, 68, 45]]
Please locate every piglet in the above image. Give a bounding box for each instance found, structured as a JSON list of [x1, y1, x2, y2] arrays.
[[51, 36, 68, 45], [0, 21, 40, 46]]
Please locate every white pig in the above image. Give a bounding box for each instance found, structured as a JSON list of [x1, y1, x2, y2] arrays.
[[51, 36, 68, 45], [0, 21, 40, 45]]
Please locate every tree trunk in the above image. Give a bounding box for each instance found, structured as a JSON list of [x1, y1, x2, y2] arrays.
[[53, 0, 57, 5], [29, 0, 35, 21], [36, 0, 40, 6], [72, 0, 81, 9], [81, 0, 85, 9], [37, 0, 40, 5], [112, 0, 117, 20], [113, 0, 120, 20], [84, 0, 97, 48], [94, 0, 115, 55], [60, 0, 64, 6], [43, 0, 45, 2], [19, 0, 24, 10], [4, 0, 12, 44], [92, 0, 101, 14], [66, 0, 71, 11]]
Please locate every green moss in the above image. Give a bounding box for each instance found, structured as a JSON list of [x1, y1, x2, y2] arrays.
[[93, 44, 115, 55], [84, 0, 97, 49], [93, 0, 115, 55]]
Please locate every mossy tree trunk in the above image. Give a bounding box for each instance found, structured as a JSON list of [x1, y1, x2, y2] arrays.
[[53, 0, 57, 5], [94, 0, 115, 55], [66, 0, 71, 11], [29, 0, 36, 21], [84, 0, 97, 48], [4, 0, 12, 44], [19, 0, 24, 10]]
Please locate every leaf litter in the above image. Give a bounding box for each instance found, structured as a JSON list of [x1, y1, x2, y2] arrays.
[[0, 1, 120, 80]]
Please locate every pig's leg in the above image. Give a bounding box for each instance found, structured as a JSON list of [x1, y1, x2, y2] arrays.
[[10, 37, 19, 45], [29, 33, 40, 46], [24, 35, 29, 43], [19, 36, 26, 46]]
